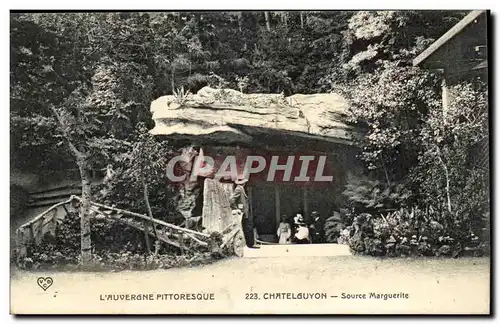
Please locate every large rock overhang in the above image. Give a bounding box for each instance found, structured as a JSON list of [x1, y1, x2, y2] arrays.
[[149, 87, 360, 151]]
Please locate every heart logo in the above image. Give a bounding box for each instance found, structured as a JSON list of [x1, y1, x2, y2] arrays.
[[37, 277, 53, 291]]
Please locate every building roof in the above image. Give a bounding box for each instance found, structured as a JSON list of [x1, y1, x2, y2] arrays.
[[473, 59, 488, 70], [149, 87, 356, 147], [413, 10, 487, 67]]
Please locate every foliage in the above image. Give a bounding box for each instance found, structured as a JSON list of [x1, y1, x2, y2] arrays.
[[20, 212, 135, 268], [96, 126, 181, 224], [207, 72, 230, 89], [341, 80, 490, 257], [330, 10, 489, 258], [10, 13, 172, 172], [11, 11, 467, 174], [341, 80, 489, 257], [335, 62, 442, 181], [338, 226, 353, 245], [412, 81, 489, 215], [347, 207, 488, 258], [342, 177, 411, 216], [172, 86, 192, 106], [236, 76, 249, 93], [342, 11, 465, 74], [331, 10, 466, 182], [10, 14, 88, 170], [20, 248, 217, 272], [323, 211, 344, 243]]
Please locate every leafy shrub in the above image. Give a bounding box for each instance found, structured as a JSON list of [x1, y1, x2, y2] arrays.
[[96, 127, 182, 225], [324, 211, 343, 243], [19, 251, 217, 272], [343, 177, 411, 216], [323, 209, 355, 244], [348, 207, 488, 257], [335, 62, 441, 180], [207, 72, 229, 89]]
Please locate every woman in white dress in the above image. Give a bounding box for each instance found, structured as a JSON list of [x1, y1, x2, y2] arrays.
[[277, 215, 291, 244]]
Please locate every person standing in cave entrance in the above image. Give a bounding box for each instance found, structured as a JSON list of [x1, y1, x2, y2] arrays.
[[277, 214, 292, 244], [310, 211, 323, 243], [230, 176, 258, 249]]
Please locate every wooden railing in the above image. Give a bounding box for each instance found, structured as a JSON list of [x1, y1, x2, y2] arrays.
[[15, 195, 246, 261], [15, 197, 76, 261]]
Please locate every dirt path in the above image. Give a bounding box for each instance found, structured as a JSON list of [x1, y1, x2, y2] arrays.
[[11, 256, 490, 314]]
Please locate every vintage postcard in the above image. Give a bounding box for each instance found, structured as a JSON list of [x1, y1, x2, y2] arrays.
[[10, 10, 490, 315]]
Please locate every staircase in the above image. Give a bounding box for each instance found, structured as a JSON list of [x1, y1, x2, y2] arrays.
[[27, 185, 82, 208], [16, 168, 106, 210]]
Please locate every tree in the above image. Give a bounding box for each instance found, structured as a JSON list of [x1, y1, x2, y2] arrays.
[[10, 12, 175, 263], [341, 11, 466, 74], [264, 11, 271, 31], [332, 10, 488, 248], [121, 127, 173, 254], [11, 13, 99, 262], [336, 62, 441, 184], [415, 81, 488, 216], [331, 10, 468, 184]]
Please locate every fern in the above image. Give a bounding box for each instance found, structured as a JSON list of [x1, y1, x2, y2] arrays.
[[324, 211, 343, 243], [343, 178, 410, 215]]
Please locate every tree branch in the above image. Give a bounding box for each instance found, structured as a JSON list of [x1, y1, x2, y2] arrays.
[[142, 177, 159, 239], [435, 146, 452, 213], [48, 105, 84, 159], [380, 153, 391, 187]]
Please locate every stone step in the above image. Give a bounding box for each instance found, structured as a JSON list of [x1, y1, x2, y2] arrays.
[[28, 177, 103, 196], [26, 197, 72, 209], [29, 189, 81, 202], [243, 243, 351, 258], [29, 183, 81, 195]]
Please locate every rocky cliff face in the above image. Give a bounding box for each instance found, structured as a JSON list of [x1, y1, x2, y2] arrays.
[[150, 87, 355, 145]]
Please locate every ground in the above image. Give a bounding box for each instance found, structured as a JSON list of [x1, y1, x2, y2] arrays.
[[10, 255, 490, 314]]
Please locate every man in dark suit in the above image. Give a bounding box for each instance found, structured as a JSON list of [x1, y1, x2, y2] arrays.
[[229, 176, 257, 248]]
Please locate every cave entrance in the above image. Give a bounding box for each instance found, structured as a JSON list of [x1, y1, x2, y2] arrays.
[[250, 183, 335, 243]]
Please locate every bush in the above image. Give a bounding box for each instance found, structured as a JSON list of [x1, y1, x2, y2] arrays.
[[342, 177, 411, 217], [19, 211, 221, 271], [19, 251, 217, 272], [95, 129, 182, 225], [324, 209, 352, 244], [324, 212, 343, 243], [347, 207, 489, 257]]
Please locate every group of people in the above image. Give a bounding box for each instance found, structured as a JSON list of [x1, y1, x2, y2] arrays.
[[277, 211, 324, 245], [229, 175, 324, 248]]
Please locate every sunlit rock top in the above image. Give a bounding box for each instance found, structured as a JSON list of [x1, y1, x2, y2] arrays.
[[150, 86, 355, 146]]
